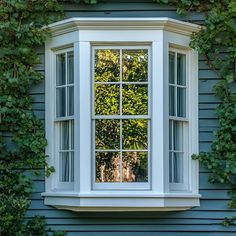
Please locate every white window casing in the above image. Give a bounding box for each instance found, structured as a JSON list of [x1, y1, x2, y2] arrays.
[[43, 17, 201, 211]]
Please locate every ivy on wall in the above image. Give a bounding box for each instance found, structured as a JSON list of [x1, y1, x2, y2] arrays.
[[0, 0, 64, 235], [0, 0, 235, 234]]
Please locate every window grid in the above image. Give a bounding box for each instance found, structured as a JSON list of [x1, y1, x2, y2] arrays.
[[169, 50, 188, 186], [92, 47, 150, 186], [55, 50, 74, 185]]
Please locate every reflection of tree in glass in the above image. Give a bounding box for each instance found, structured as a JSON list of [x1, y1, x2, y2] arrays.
[[123, 49, 148, 82], [96, 119, 120, 149], [94, 49, 149, 183], [96, 152, 120, 182], [123, 119, 148, 150], [95, 49, 120, 82], [95, 84, 120, 115], [123, 84, 148, 115], [123, 152, 148, 182]]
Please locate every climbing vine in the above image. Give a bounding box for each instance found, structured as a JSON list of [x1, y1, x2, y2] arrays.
[[166, 0, 236, 204], [0, 0, 64, 235], [0, 0, 235, 234], [155, 0, 236, 224]]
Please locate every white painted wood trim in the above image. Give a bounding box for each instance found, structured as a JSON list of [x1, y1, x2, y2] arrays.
[[46, 17, 201, 37], [44, 17, 200, 211]]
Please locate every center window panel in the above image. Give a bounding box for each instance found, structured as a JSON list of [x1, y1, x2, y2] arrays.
[[92, 46, 150, 189]]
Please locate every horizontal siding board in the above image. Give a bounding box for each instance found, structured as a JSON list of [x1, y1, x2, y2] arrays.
[[45, 218, 223, 225], [200, 190, 231, 200], [45, 224, 236, 231], [32, 102, 45, 110], [199, 70, 219, 79], [199, 110, 217, 119], [199, 95, 221, 103], [64, 11, 204, 21], [30, 81, 45, 94], [30, 94, 44, 103], [199, 142, 212, 152], [199, 132, 214, 142], [54, 233, 236, 236], [64, 3, 176, 11]]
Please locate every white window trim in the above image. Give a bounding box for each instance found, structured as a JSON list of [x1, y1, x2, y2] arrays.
[[54, 48, 74, 191], [168, 47, 189, 192], [43, 17, 201, 212], [92, 45, 151, 191]]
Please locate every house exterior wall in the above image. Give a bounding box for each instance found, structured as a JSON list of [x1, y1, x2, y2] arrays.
[[29, 1, 236, 235]]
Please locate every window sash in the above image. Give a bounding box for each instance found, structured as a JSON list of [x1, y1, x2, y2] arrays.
[[92, 46, 151, 189], [169, 49, 189, 191], [54, 49, 75, 189]]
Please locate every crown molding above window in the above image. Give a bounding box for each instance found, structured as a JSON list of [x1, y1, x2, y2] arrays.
[[46, 17, 201, 37]]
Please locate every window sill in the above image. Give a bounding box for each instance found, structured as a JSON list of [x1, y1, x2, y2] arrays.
[[42, 192, 200, 212]]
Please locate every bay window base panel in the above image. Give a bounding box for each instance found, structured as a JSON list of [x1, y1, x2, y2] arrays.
[[43, 194, 200, 212]]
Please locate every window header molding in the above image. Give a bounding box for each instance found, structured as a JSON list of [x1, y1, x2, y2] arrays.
[[46, 17, 201, 37]]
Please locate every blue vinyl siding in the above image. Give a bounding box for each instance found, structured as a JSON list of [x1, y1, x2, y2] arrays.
[[28, 2, 236, 235]]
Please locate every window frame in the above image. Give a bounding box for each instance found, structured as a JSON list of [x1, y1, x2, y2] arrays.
[[43, 17, 200, 211], [92, 45, 151, 191], [54, 48, 75, 190], [168, 47, 189, 192]]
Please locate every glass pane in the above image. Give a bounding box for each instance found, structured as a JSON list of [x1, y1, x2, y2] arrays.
[[173, 152, 183, 183], [95, 49, 120, 82], [173, 121, 183, 151], [122, 84, 148, 115], [96, 119, 120, 149], [177, 87, 186, 117], [123, 119, 148, 150], [122, 152, 148, 182], [56, 87, 66, 117], [68, 52, 74, 84], [67, 86, 74, 116], [169, 152, 173, 183], [56, 53, 66, 86], [169, 120, 172, 150], [95, 84, 120, 115], [71, 152, 74, 182], [60, 152, 70, 182], [169, 85, 175, 116], [177, 53, 186, 86], [96, 152, 120, 182], [71, 120, 74, 149], [122, 49, 148, 82], [59, 121, 69, 150], [169, 52, 175, 84]]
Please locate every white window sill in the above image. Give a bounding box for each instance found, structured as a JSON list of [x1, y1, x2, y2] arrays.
[[42, 192, 200, 212]]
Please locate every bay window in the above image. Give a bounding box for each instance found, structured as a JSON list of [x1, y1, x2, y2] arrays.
[[43, 17, 200, 211]]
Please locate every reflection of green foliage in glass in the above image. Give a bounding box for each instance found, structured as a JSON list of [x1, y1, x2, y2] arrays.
[[94, 49, 149, 182], [95, 84, 120, 115], [96, 120, 120, 149], [96, 152, 120, 182], [123, 152, 148, 182], [123, 84, 148, 115], [95, 49, 120, 82], [123, 49, 148, 82], [123, 119, 148, 150]]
